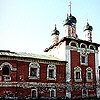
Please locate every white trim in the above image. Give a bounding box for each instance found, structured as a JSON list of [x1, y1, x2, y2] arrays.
[[80, 50, 88, 65], [31, 88, 38, 98], [0, 62, 17, 71], [82, 89, 88, 98], [86, 67, 93, 82], [89, 45, 95, 50], [69, 41, 78, 48], [95, 51, 100, 98], [50, 88, 56, 97], [29, 62, 40, 79], [66, 46, 71, 98], [74, 66, 82, 82], [80, 43, 87, 49], [47, 64, 56, 80]]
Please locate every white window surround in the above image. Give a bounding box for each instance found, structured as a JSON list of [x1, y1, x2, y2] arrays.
[[80, 49, 88, 65], [47, 64, 56, 80], [31, 88, 38, 98], [29, 62, 40, 79], [69, 41, 78, 48], [80, 43, 87, 49], [74, 66, 82, 82], [82, 89, 88, 98], [89, 45, 95, 50], [86, 67, 93, 82], [50, 88, 56, 97], [0, 62, 17, 71]]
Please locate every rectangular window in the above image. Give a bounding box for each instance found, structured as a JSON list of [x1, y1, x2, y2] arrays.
[[81, 56, 85, 63], [87, 72, 91, 80], [50, 89, 56, 97], [76, 72, 80, 79], [32, 89, 37, 98], [49, 69, 54, 78], [30, 68, 37, 77]]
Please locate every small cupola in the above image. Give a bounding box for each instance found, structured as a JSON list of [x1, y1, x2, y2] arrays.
[[83, 21, 93, 42], [83, 22, 93, 31], [51, 24, 60, 45]]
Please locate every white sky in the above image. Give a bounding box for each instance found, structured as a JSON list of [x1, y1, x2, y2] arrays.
[[0, 0, 100, 64]]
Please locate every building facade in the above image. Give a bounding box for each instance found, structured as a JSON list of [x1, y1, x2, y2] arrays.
[[0, 50, 66, 99], [44, 4, 100, 99], [0, 3, 100, 100]]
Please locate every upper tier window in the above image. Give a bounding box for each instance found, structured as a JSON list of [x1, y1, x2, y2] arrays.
[[80, 43, 87, 49]]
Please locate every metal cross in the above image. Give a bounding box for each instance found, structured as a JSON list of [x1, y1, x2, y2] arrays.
[[68, 1, 72, 14]]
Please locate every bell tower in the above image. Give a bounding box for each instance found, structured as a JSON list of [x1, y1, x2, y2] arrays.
[[51, 24, 60, 45], [63, 1, 77, 38], [83, 21, 93, 42]]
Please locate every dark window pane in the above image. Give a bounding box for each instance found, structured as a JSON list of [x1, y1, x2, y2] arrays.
[[88, 72, 91, 79], [2, 66, 9, 75], [31, 68, 37, 77], [49, 69, 54, 78], [32, 90, 36, 98], [51, 90, 55, 97], [82, 56, 85, 63], [76, 72, 80, 79]]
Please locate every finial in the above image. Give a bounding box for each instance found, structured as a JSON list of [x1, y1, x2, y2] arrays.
[[86, 19, 89, 25], [55, 24, 57, 30], [87, 19, 88, 22], [68, 1, 72, 15]]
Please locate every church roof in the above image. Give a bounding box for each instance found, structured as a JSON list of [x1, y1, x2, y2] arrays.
[[0, 50, 64, 62], [51, 24, 60, 36], [83, 22, 93, 31], [44, 37, 100, 52]]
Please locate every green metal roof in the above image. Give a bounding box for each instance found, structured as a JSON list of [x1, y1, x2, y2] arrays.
[[0, 50, 64, 61]]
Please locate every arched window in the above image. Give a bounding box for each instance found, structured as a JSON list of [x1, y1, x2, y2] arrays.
[[74, 66, 82, 82], [2, 66, 10, 75], [89, 45, 95, 50], [69, 41, 78, 48], [80, 43, 87, 49], [86, 67, 93, 81], [71, 42, 77, 47], [31, 88, 37, 98], [50, 89, 56, 97]]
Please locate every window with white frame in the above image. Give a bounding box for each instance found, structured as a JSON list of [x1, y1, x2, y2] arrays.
[[50, 89, 56, 98], [74, 66, 82, 82], [86, 67, 93, 81], [47, 64, 56, 80], [80, 43, 88, 65], [80, 52, 88, 65], [29, 62, 40, 79], [2, 65, 11, 81], [31, 88, 37, 98], [82, 89, 88, 98]]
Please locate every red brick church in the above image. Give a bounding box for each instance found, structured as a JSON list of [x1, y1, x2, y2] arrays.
[[0, 2, 100, 100], [44, 2, 100, 99]]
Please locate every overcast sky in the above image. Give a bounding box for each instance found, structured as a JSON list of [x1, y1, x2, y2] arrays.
[[0, 0, 100, 64]]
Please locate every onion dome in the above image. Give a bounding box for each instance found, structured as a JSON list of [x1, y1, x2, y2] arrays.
[[83, 22, 93, 31], [51, 24, 60, 36], [63, 14, 77, 26]]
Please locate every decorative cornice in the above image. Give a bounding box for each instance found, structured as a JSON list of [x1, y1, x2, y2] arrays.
[[0, 56, 66, 65], [0, 82, 67, 89]]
